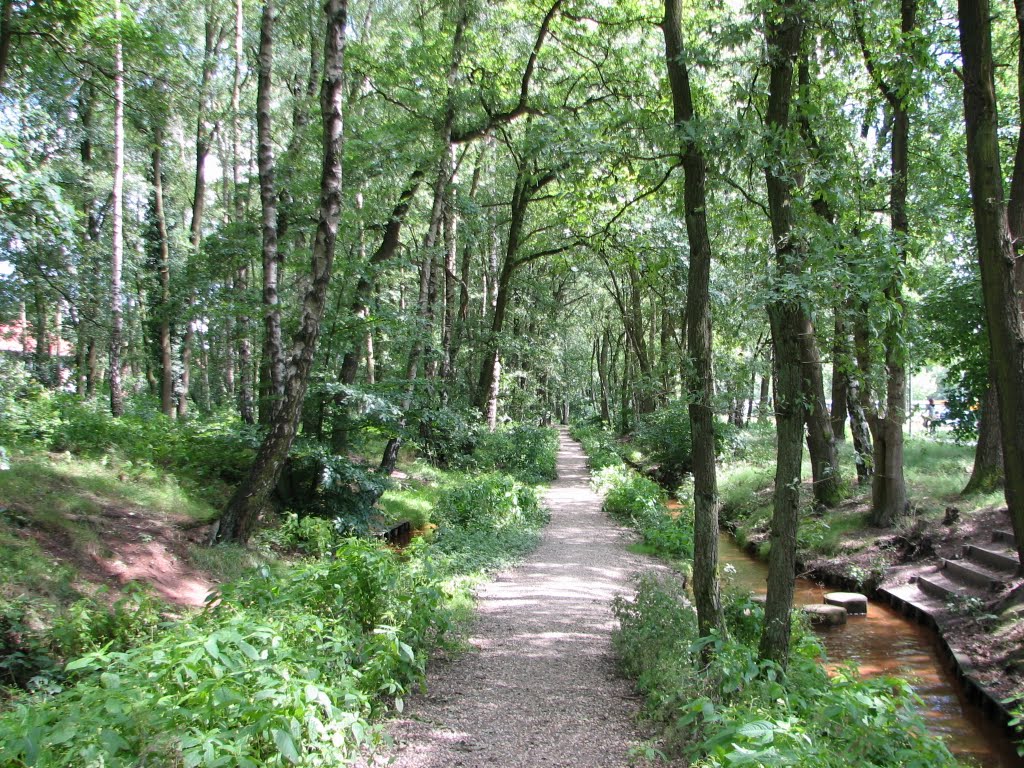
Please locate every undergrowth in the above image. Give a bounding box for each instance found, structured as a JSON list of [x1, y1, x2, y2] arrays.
[[613, 575, 964, 767]]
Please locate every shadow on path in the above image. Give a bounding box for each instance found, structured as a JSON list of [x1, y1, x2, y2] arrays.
[[369, 427, 662, 768]]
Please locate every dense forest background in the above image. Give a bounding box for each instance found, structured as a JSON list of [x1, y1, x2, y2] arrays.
[[3, 0, 1024, 764], [2, 0, 1024, 663]]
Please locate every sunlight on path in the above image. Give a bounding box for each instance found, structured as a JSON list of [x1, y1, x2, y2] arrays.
[[368, 427, 661, 768]]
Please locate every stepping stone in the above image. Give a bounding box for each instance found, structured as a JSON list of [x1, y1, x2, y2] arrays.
[[802, 603, 847, 626], [824, 592, 868, 615]]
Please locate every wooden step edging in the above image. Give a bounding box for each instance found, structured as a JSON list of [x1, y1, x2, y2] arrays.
[[942, 557, 1006, 591], [877, 586, 1017, 732], [964, 543, 1020, 574]]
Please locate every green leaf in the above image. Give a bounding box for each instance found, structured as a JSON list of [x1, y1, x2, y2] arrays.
[[273, 728, 300, 763]]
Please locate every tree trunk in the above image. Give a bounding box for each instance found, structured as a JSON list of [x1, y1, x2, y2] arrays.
[[958, 0, 1024, 568], [148, 126, 176, 418], [847, 371, 874, 484], [440, 151, 459, 400], [831, 313, 850, 441], [379, 166, 448, 473], [0, 0, 12, 96], [963, 367, 1003, 494], [800, 320, 843, 506], [662, 0, 724, 641], [757, 371, 770, 423], [598, 328, 611, 424], [475, 163, 557, 419], [214, 0, 347, 546], [256, 0, 285, 424], [381, 9, 469, 467], [231, 0, 244, 219], [109, 0, 126, 418], [180, 6, 220, 419], [759, 0, 804, 669], [339, 170, 424, 387], [855, 0, 916, 527], [33, 289, 48, 383]]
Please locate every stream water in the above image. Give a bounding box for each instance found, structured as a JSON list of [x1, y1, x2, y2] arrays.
[[717, 532, 1023, 767]]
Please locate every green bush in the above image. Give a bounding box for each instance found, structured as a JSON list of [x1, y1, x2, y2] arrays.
[[434, 472, 546, 532], [0, 598, 57, 689], [49, 584, 165, 659], [594, 465, 694, 562], [274, 512, 342, 556], [613, 578, 964, 767], [597, 465, 665, 522], [570, 421, 627, 471], [431, 472, 548, 575], [0, 538, 449, 767], [634, 401, 738, 489], [0, 357, 61, 447], [415, 406, 480, 468], [470, 424, 558, 484]]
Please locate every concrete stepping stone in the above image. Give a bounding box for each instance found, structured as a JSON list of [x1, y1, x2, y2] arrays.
[[802, 603, 847, 626], [824, 592, 868, 615]]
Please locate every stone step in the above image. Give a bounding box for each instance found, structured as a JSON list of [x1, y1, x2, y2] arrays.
[[992, 529, 1017, 546], [963, 544, 1019, 575], [824, 592, 868, 615], [942, 557, 1006, 591], [802, 603, 847, 626], [917, 572, 962, 602]]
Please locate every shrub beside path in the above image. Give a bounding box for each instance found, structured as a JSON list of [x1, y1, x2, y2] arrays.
[[371, 427, 659, 767]]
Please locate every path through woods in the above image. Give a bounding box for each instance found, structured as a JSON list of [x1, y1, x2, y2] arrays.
[[371, 427, 661, 767]]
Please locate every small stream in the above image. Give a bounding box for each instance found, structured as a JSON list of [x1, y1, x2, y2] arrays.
[[717, 532, 1023, 767]]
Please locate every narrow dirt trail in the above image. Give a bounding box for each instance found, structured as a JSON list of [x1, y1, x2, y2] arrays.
[[373, 427, 660, 767]]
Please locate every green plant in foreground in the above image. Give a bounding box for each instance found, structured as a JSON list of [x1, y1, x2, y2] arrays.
[[0, 538, 450, 767], [613, 576, 964, 767]]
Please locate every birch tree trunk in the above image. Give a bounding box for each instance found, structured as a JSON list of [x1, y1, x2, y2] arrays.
[[254, 0, 285, 427], [214, 0, 348, 545], [109, 0, 126, 418]]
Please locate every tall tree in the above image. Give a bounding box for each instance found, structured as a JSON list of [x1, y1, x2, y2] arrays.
[[958, 0, 1024, 568], [759, 0, 805, 668], [853, 0, 917, 527], [147, 122, 176, 418], [661, 0, 725, 641], [109, 0, 126, 418], [256, 0, 284, 424], [215, 0, 348, 545]]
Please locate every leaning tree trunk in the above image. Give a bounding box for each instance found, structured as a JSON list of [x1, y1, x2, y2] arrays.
[[959, 0, 1024, 568], [379, 162, 448, 475], [662, 0, 724, 641], [759, 0, 805, 669], [215, 0, 347, 545], [963, 0, 1024, 497]]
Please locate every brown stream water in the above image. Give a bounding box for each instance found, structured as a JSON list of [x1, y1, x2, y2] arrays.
[[717, 532, 1023, 767]]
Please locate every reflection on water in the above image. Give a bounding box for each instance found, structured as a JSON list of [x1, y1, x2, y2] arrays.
[[717, 533, 1023, 767]]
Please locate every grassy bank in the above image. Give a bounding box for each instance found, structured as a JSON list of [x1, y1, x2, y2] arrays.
[[0, 382, 557, 765]]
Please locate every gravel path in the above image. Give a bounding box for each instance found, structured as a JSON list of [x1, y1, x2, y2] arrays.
[[371, 427, 659, 767]]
